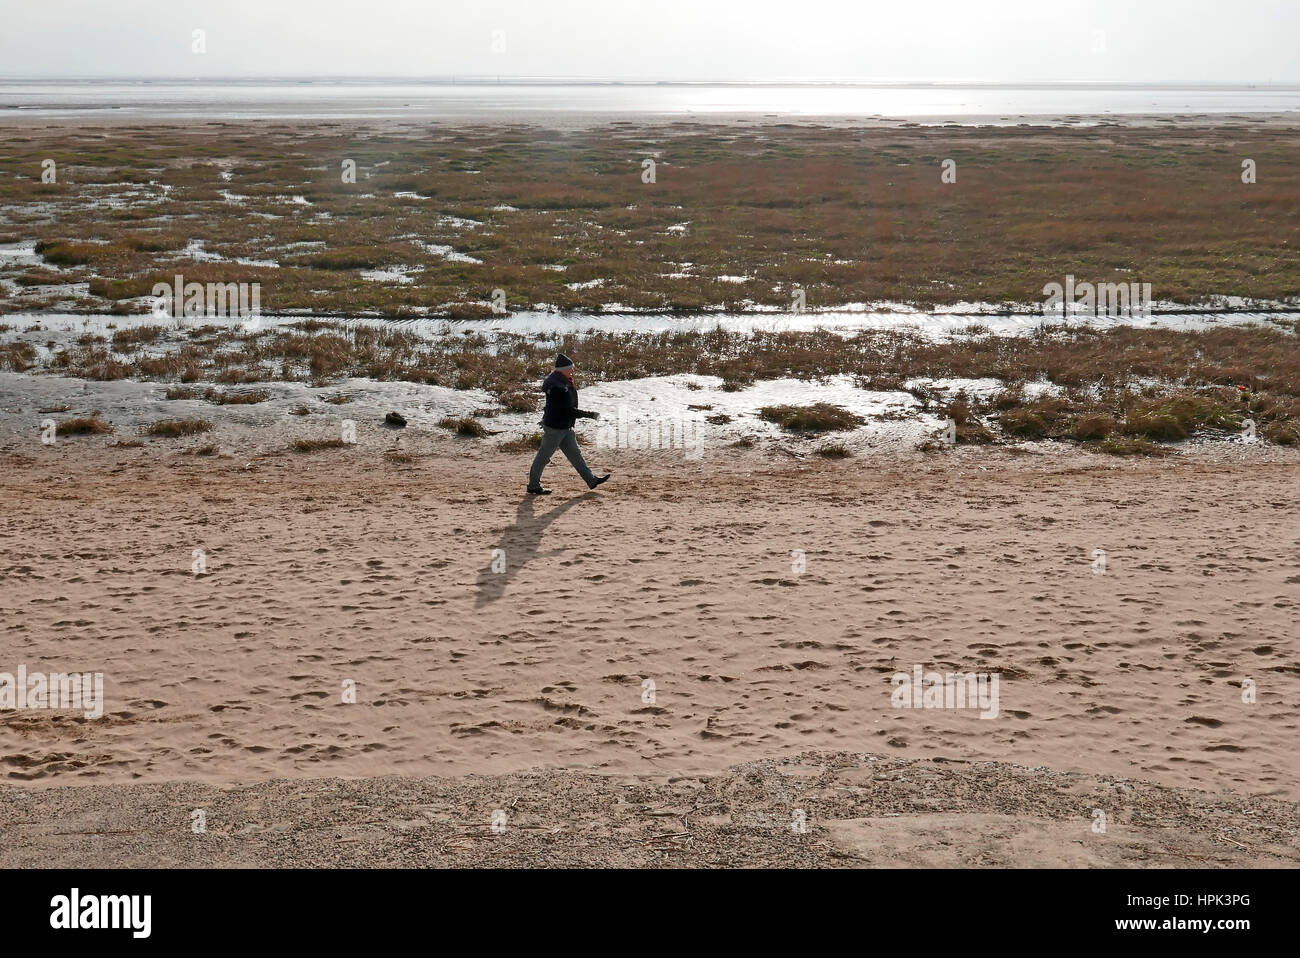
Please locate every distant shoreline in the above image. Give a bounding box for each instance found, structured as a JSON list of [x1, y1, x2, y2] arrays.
[[3, 112, 1300, 133], [1, 78, 1297, 125], [6, 77, 1300, 87]]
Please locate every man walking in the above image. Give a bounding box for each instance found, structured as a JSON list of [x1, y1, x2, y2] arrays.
[[527, 353, 610, 495]]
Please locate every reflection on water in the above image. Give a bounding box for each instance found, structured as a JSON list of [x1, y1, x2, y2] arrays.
[[3, 81, 1300, 121], [4, 308, 1297, 342]]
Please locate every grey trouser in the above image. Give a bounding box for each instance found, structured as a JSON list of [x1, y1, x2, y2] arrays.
[[529, 425, 595, 488]]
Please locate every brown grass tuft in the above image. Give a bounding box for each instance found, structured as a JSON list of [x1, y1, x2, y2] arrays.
[[145, 417, 213, 437], [816, 442, 853, 458], [499, 432, 543, 452], [56, 416, 113, 436], [759, 403, 864, 433], [1263, 419, 1300, 444], [1096, 437, 1173, 457], [290, 437, 348, 453], [500, 393, 538, 413], [438, 416, 488, 437]]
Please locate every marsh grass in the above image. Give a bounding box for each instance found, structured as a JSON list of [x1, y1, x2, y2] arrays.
[[24, 315, 1300, 422], [145, 417, 213, 437], [34, 240, 102, 267], [937, 394, 996, 444], [289, 248, 392, 270], [992, 389, 1243, 444], [207, 389, 270, 405], [997, 397, 1076, 439], [499, 432, 543, 452], [11, 319, 1300, 447], [56, 416, 113, 435], [1263, 420, 1300, 444], [499, 393, 537, 413], [1072, 413, 1119, 441], [166, 385, 269, 405], [290, 437, 347, 452], [5, 123, 1299, 318], [14, 269, 71, 287], [438, 416, 488, 437], [816, 442, 853, 458], [111, 327, 165, 350], [759, 403, 865, 432], [0, 342, 37, 371], [1096, 437, 1174, 457]]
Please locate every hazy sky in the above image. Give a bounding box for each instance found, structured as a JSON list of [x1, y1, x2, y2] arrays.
[[3, 0, 1297, 83]]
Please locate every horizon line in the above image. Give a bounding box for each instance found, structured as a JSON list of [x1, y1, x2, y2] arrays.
[[1, 76, 1298, 89]]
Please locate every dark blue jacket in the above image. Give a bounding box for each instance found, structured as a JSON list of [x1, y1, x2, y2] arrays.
[[540, 371, 595, 429]]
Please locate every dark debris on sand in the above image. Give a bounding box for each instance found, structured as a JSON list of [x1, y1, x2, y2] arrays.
[[1, 751, 1295, 868]]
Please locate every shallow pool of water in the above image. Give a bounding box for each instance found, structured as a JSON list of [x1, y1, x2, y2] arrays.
[[4, 306, 1296, 341]]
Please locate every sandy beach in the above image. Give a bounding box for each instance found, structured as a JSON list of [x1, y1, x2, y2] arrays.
[[1, 415, 1297, 865]]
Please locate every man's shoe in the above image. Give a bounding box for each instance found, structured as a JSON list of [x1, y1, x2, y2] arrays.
[[527, 486, 552, 495], [587, 474, 610, 490]]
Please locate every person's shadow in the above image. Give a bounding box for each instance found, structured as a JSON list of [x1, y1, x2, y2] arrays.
[[475, 492, 597, 607]]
